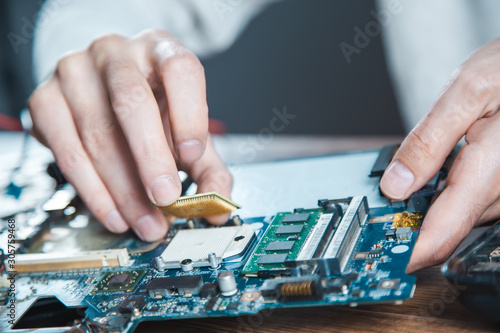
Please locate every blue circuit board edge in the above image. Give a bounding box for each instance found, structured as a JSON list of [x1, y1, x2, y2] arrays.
[[78, 204, 418, 332]]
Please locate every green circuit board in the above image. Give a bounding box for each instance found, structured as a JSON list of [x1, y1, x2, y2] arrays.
[[241, 209, 323, 276]]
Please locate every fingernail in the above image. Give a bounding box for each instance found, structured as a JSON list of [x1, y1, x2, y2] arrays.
[[151, 175, 180, 206], [380, 161, 414, 199], [177, 140, 203, 163], [105, 210, 129, 233], [136, 214, 166, 242]]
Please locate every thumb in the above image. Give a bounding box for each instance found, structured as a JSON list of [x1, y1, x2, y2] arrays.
[[379, 124, 450, 200], [381, 96, 475, 200]]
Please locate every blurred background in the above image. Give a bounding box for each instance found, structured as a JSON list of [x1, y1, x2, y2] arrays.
[[0, 0, 404, 135]]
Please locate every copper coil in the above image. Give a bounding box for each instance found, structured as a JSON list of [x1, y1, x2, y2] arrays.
[[280, 281, 314, 297]]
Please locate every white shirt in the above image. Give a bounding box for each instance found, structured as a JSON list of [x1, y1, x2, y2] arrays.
[[33, 0, 500, 131]]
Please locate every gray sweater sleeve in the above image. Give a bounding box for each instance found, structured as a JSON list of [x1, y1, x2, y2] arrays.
[[33, 0, 274, 84], [377, 0, 500, 130]]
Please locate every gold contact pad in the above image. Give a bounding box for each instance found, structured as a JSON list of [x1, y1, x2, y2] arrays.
[[391, 212, 423, 230]]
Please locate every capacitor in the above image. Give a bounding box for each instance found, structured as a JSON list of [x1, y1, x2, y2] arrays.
[[218, 271, 238, 296]]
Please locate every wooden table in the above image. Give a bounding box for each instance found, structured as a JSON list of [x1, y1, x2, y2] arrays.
[[136, 135, 499, 333]]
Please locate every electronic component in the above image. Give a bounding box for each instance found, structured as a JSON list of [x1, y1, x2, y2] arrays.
[[323, 273, 358, 294], [290, 197, 367, 277], [119, 296, 146, 314], [146, 275, 204, 297], [275, 225, 304, 234], [369, 144, 399, 177], [282, 213, 311, 223], [204, 297, 219, 312], [259, 276, 322, 302], [368, 249, 381, 258], [258, 254, 288, 265], [407, 173, 442, 212], [294, 212, 338, 262], [279, 279, 323, 302], [391, 212, 423, 230], [353, 252, 369, 260], [199, 283, 219, 298], [396, 227, 412, 242], [156, 192, 241, 218], [265, 241, 295, 251], [9, 249, 130, 273], [218, 271, 238, 296], [110, 274, 130, 286], [242, 210, 319, 276], [378, 279, 400, 290], [289, 210, 340, 276], [156, 224, 254, 271], [317, 196, 367, 276], [385, 229, 396, 241], [226, 302, 239, 312], [242, 197, 367, 278], [93, 270, 146, 293]]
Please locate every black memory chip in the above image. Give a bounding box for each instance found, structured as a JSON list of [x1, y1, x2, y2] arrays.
[[109, 273, 130, 286], [275, 225, 303, 235], [258, 254, 288, 265], [265, 241, 295, 252], [282, 213, 311, 223], [147, 275, 203, 290], [146, 275, 204, 297]]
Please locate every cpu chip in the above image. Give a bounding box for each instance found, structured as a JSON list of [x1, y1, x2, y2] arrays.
[[157, 192, 241, 218], [93, 270, 147, 293]]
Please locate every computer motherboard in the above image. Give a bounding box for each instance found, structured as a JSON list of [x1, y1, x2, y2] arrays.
[[0, 145, 455, 332]]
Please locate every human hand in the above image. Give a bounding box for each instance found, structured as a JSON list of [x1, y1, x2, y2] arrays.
[[380, 38, 500, 273], [29, 30, 233, 242]]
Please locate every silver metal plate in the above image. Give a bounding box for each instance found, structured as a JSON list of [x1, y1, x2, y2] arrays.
[[160, 224, 255, 263]]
